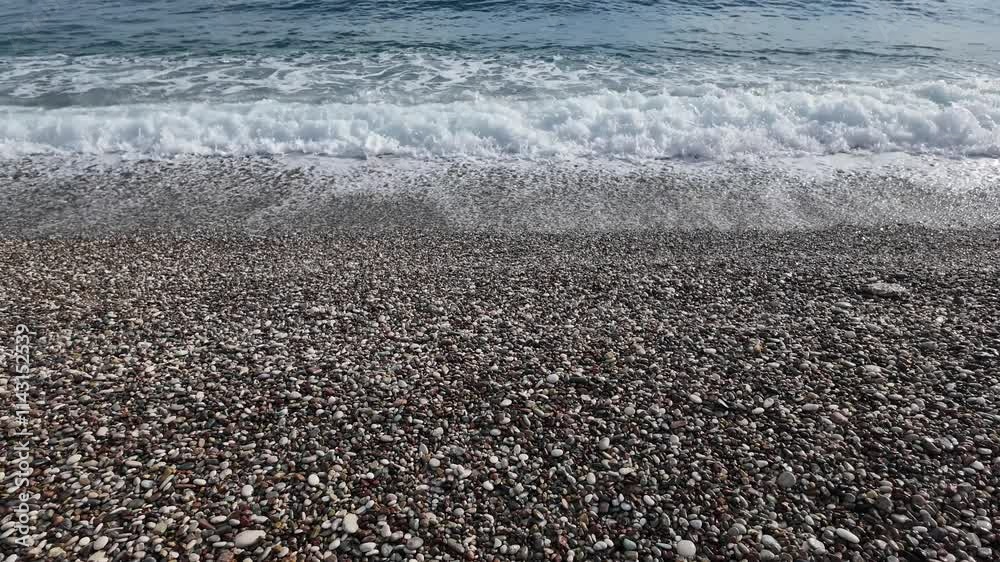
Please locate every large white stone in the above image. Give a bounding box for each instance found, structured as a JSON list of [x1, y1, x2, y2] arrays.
[[676, 539, 697, 558], [343, 513, 360, 534], [234, 530, 265, 548]]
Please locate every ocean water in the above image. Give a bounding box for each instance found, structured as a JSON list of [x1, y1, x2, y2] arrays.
[[1, 1, 999, 231], [2, 0, 999, 160]]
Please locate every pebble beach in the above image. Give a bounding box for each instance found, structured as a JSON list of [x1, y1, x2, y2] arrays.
[[4, 0, 1000, 557], [2, 227, 998, 561]]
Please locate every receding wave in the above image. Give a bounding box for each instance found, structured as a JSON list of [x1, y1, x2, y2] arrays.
[[2, 80, 998, 160], [3, 156, 998, 235]]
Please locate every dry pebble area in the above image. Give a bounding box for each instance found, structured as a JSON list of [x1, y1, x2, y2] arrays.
[[1, 227, 998, 561]]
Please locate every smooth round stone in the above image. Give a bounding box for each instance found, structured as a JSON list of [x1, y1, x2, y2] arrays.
[[546, 373, 559, 384], [406, 537, 424, 550], [676, 540, 697, 558], [836, 528, 860, 544], [307, 474, 321, 486], [240, 484, 253, 497], [807, 537, 826, 552], [234, 530, 265, 548], [598, 437, 611, 450], [343, 513, 360, 534], [689, 394, 703, 404], [777, 470, 797, 488], [551, 448, 564, 457], [875, 495, 893, 512]]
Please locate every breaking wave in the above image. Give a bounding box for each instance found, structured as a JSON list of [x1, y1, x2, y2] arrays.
[[2, 74, 998, 161]]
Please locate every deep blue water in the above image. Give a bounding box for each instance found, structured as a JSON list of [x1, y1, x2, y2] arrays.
[[0, 0, 998, 161]]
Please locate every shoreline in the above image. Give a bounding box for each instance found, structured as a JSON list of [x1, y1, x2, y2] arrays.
[[2, 228, 998, 560], [3, 157, 999, 235]]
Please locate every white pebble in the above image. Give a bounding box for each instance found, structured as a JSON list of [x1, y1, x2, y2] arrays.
[[343, 513, 359, 534], [676, 539, 697, 558], [233, 530, 265, 548], [836, 528, 860, 544]]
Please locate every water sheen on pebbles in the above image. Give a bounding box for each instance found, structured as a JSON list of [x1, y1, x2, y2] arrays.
[[1, 227, 999, 561]]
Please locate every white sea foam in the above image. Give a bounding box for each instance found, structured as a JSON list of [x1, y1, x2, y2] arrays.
[[2, 79, 998, 160], [2, 53, 998, 162]]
